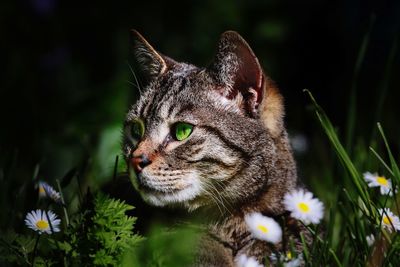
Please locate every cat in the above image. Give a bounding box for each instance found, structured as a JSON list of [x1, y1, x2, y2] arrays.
[[123, 30, 310, 266]]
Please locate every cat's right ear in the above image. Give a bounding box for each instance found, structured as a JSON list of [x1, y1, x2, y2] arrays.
[[131, 30, 172, 80]]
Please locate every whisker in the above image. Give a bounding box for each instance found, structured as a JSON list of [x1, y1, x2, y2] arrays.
[[126, 61, 143, 95], [211, 181, 234, 215], [202, 182, 224, 216], [202, 180, 233, 216]]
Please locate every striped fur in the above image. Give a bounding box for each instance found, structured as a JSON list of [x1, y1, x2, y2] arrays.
[[123, 31, 309, 266]]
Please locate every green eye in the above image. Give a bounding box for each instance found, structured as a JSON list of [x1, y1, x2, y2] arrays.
[[131, 119, 145, 139], [174, 122, 193, 141]]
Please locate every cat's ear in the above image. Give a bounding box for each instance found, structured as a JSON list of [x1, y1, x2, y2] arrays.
[[209, 31, 284, 137], [208, 31, 263, 116], [131, 30, 173, 80]]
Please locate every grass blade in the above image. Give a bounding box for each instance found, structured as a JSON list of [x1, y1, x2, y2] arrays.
[[304, 89, 370, 206]]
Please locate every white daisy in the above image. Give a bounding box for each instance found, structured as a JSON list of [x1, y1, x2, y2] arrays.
[[38, 182, 47, 198], [244, 212, 282, 244], [270, 252, 303, 267], [378, 208, 400, 233], [235, 254, 263, 267], [38, 181, 62, 204], [284, 254, 303, 267], [366, 234, 375, 246], [364, 172, 393, 195], [25, 209, 61, 234], [283, 189, 324, 225]]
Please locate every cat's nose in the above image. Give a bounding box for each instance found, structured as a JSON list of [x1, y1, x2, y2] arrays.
[[131, 154, 152, 173]]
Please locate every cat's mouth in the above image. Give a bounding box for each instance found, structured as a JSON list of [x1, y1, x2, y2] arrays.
[[138, 180, 187, 194], [128, 167, 203, 207]]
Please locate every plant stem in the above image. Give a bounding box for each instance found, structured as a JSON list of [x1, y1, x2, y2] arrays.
[[56, 179, 69, 226], [31, 234, 41, 267], [113, 155, 119, 181], [44, 209, 67, 267]]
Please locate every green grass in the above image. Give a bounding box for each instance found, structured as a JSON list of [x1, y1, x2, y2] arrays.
[[300, 91, 400, 266]]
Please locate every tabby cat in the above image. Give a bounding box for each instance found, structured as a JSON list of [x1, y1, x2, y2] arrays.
[[123, 30, 310, 266]]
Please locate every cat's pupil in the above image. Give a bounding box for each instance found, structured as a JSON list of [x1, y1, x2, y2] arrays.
[[174, 122, 193, 141]]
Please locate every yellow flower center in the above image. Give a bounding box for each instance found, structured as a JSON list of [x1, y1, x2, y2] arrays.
[[39, 186, 45, 194], [376, 176, 388, 186], [36, 220, 49, 230], [298, 202, 310, 213], [286, 251, 292, 259], [257, 225, 268, 233], [383, 216, 391, 225]]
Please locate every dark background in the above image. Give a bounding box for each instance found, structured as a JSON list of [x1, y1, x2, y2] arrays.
[[1, 0, 399, 229]]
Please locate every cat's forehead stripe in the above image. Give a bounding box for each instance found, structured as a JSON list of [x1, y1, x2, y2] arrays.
[[171, 63, 196, 77], [140, 88, 157, 119], [162, 78, 191, 119], [156, 77, 187, 119], [171, 103, 195, 119], [145, 75, 188, 121], [140, 77, 173, 118]]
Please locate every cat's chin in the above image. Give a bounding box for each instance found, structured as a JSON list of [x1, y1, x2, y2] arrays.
[[140, 184, 202, 208], [128, 167, 203, 208]]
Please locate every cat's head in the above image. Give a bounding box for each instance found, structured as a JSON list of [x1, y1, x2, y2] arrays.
[[123, 30, 287, 211]]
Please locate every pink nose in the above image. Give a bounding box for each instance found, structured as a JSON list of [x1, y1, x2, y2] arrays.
[[131, 154, 152, 173]]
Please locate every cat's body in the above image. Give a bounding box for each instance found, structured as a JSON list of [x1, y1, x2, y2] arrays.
[[123, 30, 309, 266]]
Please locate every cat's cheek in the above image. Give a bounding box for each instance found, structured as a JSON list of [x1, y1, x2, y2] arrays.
[[164, 136, 194, 152]]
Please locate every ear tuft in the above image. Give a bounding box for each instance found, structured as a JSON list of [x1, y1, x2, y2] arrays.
[[131, 30, 168, 79], [259, 78, 285, 138]]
